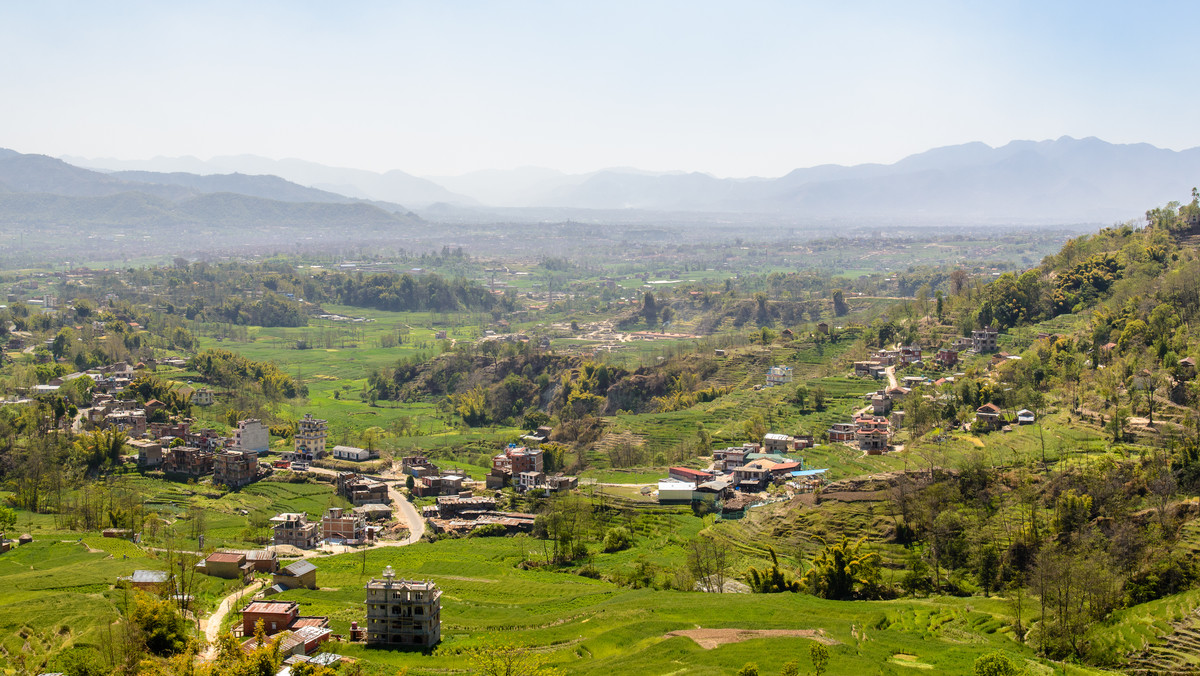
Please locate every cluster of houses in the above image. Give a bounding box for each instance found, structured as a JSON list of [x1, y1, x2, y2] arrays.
[[481, 443, 579, 494], [657, 433, 828, 506], [852, 328, 1002, 380], [401, 455, 469, 498], [853, 345, 923, 379], [237, 599, 335, 660], [270, 502, 390, 551], [132, 418, 271, 489]]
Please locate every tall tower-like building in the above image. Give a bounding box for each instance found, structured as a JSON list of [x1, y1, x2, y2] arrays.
[[364, 566, 441, 647], [295, 413, 328, 460]]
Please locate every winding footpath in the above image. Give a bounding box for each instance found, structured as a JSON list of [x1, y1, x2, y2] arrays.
[[200, 579, 264, 658]]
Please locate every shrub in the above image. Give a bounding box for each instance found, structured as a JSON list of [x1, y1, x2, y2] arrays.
[[602, 527, 632, 553]]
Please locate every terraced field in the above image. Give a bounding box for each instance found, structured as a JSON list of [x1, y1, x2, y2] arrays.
[[257, 535, 1106, 675]]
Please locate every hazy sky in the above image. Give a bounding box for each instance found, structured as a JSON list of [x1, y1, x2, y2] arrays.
[[2, 1, 1197, 177]]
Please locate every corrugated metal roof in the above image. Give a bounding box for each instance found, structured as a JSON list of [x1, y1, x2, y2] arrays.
[[282, 560, 316, 576], [206, 552, 244, 564], [123, 569, 169, 583]]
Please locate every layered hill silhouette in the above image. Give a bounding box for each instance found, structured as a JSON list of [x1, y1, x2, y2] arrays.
[[526, 137, 1200, 223], [0, 151, 419, 230], [48, 136, 1200, 225], [65, 152, 476, 208]]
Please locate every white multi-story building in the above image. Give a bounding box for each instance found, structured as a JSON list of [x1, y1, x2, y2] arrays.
[[235, 418, 270, 453]]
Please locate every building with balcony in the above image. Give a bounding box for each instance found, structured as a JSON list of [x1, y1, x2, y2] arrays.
[[365, 567, 441, 648], [294, 413, 328, 461]]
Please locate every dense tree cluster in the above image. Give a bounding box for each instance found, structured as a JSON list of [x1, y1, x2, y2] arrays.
[[326, 270, 500, 313], [188, 349, 305, 399]]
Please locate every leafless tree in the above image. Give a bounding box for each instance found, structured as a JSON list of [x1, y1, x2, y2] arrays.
[[687, 536, 730, 593]]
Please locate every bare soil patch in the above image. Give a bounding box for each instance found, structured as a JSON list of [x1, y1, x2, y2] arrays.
[[664, 628, 837, 649]]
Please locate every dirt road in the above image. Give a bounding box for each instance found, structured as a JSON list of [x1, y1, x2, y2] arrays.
[[200, 579, 263, 657]]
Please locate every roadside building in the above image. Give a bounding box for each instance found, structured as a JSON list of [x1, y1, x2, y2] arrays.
[[337, 473, 389, 505], [400, 455, 440, 477], [294, 413, 328, 461], [412, 474, 464, 498], [321, 507, 366, 543], [668, 467, 713, 484], [238, 549, 279, 573], [332, 445, 370, 462], [657, 480, 696, 503]]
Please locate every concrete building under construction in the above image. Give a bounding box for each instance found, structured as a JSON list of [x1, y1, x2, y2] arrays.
[[364, 566, 441, 648]]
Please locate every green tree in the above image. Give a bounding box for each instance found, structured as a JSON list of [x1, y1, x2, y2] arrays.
[[792, 384, 809, 410], [602, 526, 632, 553], [779, 661, 800, 676], [801, 536, 881, 600], [810, 642, 830, 676], [51, 327, 74, 361], [973, 651, 1026, 676], [832, 289, 849, 316], [642, 291, 657, 325], [976, 544, 1001, 596], [743, 414, 767, 443], [812, 386, 827, 411], [736, 664, 759, 676], [468, 641, 561, 676], [746, 546, 801, 593], [452, 385, 489, 426], [129, 591, 190, 656], [521, 410, 551, 433], [0, 505, 16, 533]]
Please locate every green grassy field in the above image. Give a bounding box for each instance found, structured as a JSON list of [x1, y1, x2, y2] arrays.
[[254, 534, 1105, 675]]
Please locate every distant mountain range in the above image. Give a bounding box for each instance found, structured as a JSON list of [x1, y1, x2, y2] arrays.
[[0, 150, 419, 231], [479, 137, 1200, 223], [65, 153, 476, 208], [5, 138, 1194, 266], [62, 137, 1200, 224]]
